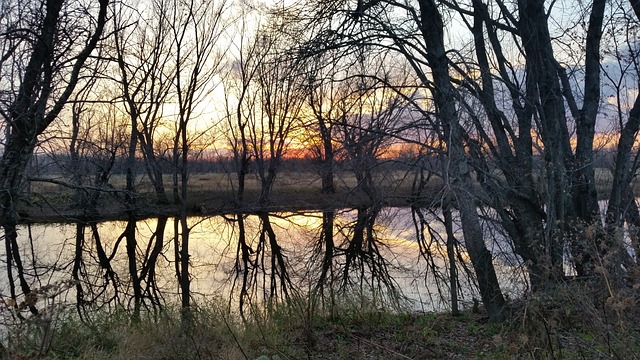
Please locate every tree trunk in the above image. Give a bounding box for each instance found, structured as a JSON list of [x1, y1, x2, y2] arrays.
[[320, 123, 335, 194], [517, 0, 574, 284], [606, 92, 640, 278], [419, 0, 506, 321], [1, 135, 38, 314], [124, 217, 141, 321], [443, 203, 459, 316], [139, 136, 169, 205]]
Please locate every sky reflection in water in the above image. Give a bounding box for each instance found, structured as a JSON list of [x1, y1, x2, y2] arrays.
[[5, 207, 526, 313]]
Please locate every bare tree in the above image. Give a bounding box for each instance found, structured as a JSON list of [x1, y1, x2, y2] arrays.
[[222, 11, 268, 316], [250, 32, 306, 206], [113, 0, 177, 206], [301, 51, 347, 194], [335, 59, 410, 206], [162, 0, 227, 324], [604, 0, 640, 278], [0, 0, 109, 313]]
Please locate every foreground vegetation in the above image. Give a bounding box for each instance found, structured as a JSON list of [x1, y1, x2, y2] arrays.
[[3, 282, 639, 359]]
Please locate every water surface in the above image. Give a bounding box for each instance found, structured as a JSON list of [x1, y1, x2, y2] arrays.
[[2, 207, 526, 315]]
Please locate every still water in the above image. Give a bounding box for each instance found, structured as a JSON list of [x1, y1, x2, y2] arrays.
[[3, 207, 525, 314]]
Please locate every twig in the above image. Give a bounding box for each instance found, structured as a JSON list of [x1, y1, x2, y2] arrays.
[[345, 331, 417, 359], [220, 312, 249, 360]]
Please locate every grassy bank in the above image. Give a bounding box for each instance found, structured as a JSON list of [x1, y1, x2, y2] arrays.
[[20, 171, 439, 223], [4, 283, 639, 359], [17, 167, 635, 223]]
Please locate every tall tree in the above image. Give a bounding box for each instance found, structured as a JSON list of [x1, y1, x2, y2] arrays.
[[605, 0, 640, 277], [0, 0, 109, 312], [163, 0, 227, 324], [301, 0, 507, 320], [301, 51, 347, 194], [251, 29, 306, 206], [113, 0, 177, 206]]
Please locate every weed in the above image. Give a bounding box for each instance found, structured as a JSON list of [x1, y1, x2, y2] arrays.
[[2, 283, 639, 359]]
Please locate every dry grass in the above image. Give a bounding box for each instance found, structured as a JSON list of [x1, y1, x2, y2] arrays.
[[25, 167, 628, 197], [5, 281, 638, 359], [20, 170, 436, 223], [20, 166, 634, 223]]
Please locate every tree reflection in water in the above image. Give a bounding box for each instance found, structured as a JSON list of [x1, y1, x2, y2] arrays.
[[410, 205, 475, 314], [228, 212, 294, 319], [7, 207, 502, 319], [71, 216, 169, 319], [72, 222, 119, 314], [305, 207, 405, 312], [336, 207, 401, 303]]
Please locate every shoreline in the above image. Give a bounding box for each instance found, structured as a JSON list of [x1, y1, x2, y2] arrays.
[[16, 191, 439, 224]]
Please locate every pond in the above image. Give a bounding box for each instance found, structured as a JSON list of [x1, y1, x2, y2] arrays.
[[2, 207, 526, 316]]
